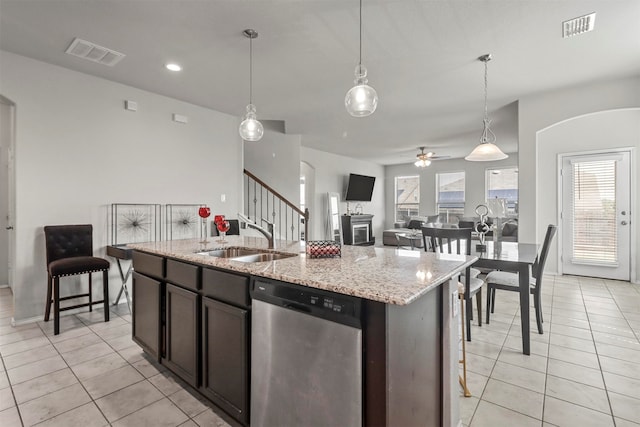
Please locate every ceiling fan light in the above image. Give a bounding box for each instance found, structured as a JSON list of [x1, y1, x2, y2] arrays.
[[465, 142, 508, 161], [414, 158, 431, 167]]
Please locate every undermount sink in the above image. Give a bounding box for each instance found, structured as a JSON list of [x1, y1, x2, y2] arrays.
[[198, 247, 265, 258], [196, 247, 298, 263], [231, 252, 298, 263]]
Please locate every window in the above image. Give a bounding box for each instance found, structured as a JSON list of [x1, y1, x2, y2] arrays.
[[395, 176, 420, 223], [436, 171, 465, 216], [486, 167, 518, 214]]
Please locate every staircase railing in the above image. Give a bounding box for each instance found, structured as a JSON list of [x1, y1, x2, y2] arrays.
[[243, 169, 309, 242]]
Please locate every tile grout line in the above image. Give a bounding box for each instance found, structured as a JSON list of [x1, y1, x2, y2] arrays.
[[23, 310, 143, 426], [579, 277, 617, 426], [0, 344, 26, 427]]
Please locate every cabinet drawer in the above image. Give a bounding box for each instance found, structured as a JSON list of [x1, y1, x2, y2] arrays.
[[166, 259, 200, 291], [202, 269, 250, 308], [132, 251, 164, 279]]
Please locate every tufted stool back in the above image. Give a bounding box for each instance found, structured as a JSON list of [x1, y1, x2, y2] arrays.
[[44, 224, 93, 265], [43, 224, 110, 334]]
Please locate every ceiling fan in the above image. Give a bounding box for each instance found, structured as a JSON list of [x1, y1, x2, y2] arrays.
[[414, 147, 449, 167]]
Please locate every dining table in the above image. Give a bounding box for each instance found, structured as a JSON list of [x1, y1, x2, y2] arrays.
[[472, 240, 539, 355]]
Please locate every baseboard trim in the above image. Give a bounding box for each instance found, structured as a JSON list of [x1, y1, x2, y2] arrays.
[[11, 315, 42, 327]]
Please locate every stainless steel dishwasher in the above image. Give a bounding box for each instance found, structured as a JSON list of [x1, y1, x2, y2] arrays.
[[250, 277, 363, 427]]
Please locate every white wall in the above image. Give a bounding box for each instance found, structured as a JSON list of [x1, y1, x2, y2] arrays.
[[518, 76, 640, 244], [1, 51, 244, 322], [384, 155, 519, 228], [243, 131, 301, 205], [537, 109, 640, 280], [301, 147, 385, 242]]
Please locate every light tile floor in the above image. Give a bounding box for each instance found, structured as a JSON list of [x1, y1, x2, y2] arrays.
[[1, 275, 639, 426], [0, 288, 234, 427], [461, 274, 640, 427]]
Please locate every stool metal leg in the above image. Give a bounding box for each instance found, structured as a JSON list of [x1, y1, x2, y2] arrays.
[[113, 259, 132, 313], [44, 275, 52, 321], [103, 270, 110, 322], [53, 276, 60, 335], [459, 294, 471, 397], [88, 273, 93, 312]]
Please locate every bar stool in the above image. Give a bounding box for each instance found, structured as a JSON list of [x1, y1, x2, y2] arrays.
[[44, 224, 110, 335]]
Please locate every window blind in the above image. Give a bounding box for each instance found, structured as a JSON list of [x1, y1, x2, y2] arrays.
[[571, 159, 617, 265]]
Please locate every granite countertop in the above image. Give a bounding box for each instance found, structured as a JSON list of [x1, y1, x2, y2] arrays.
[[127, 236, 477, 306]]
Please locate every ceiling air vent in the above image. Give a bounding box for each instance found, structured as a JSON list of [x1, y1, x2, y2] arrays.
[[65, 38, 125, 66], [563, 12, 596, 38]]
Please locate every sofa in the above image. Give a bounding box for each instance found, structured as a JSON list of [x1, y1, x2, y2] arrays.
[[382, 215, 459, 247], [383, 216, 518, 247]]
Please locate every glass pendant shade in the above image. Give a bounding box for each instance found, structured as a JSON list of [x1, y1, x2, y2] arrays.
[[239, 104, 264, 142], [465, 141, 508, 161], [344, 65, 378, 117], [345, 66, 378, 117]]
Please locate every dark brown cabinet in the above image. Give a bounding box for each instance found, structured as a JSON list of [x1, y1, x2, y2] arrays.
[[201, 297, 249, 425], [132, 251, 250, 426], [164, 283, 199, 387], [132, 271, 162, 361], [200, 268, 251, 426]]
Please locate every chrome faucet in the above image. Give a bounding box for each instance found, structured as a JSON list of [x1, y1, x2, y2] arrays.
[[238, 213, 275, 249]]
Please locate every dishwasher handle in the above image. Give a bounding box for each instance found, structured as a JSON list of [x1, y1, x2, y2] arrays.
[[282, 302, 311, 313]]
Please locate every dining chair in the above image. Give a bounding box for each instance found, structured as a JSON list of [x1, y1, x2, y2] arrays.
[[212, 219, 240, 236], [485, 224, 557, 334], [44, 224, 110, 335], [422, 226, 484, 341]]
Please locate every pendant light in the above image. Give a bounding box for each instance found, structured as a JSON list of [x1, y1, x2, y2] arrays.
[[465, 54, 508, 161], [345, 0, 378, 117], [239, 29, 264, 142]]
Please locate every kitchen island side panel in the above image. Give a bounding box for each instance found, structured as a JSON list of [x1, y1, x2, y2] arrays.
[[387, 284, 443, 427]]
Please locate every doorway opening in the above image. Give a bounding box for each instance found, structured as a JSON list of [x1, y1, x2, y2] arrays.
[[0, 96, 16, 290]]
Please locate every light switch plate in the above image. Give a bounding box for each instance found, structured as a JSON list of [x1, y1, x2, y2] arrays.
[[172, 113, 188, 124], [124, 100, 137, 111]]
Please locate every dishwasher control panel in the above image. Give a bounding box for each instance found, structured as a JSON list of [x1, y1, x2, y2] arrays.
[[251, 277, 362, 328]]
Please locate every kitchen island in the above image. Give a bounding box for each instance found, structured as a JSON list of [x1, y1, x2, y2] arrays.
[[128, 236, 476, 427]]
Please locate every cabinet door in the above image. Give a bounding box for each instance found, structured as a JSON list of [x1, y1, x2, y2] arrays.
[[132, 272, 161, 361], [201, 297, 249, 425], [164, 283, 199, 387]]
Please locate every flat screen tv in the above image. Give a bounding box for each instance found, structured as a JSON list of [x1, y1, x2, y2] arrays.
[[345, 173, 376, 201]]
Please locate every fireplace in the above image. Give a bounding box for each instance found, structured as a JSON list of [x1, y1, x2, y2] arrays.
[[352, 224, 370, 245], [341, 214, 375, 246]]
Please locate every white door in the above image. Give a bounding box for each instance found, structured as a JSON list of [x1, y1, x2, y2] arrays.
[[561, 151, 631, 280]]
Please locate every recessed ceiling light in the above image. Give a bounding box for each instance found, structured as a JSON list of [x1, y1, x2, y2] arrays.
[[165, 63, 182, 72]]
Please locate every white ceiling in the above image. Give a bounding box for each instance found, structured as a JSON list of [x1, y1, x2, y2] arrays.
[[1, 0, 639, 165]]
